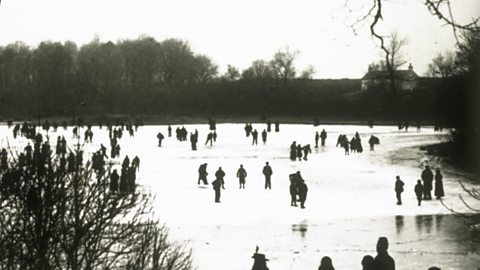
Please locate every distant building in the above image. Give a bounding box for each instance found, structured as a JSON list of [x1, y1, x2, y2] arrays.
[[361, 63, 420, 91]]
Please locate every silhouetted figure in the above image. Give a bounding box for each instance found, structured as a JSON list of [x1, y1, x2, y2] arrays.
[[251, 246, 270, 270], [290, 141, 297, 161], [297, 180, 308, 209], [212, 167, 225, 203], [122, 155, 130, 171], [343, 140, 350, 155], [127, 166, 136, 193], [320, 129, 327, 146], [208, 118, 216, 130], [205, 132, 213, 146], [212, 131, 217, 142], [245, 123, 252, 137], [168, 125, 172, 137], [302, 144, 312, 161], [274, 121, 279, 132], [215, 167, 226, 189], [198, 163, 208, 185], [132, 156, 140, 171], [110, 169, 119, 193], [157, 132, 164, 147], [315, 132, 320, 148], [190, 132, 198, 150], [421, 165, 434, 200], [237, 164, 247, 189], [361, 255, 375, 270], [395, 176, 405, 205], [267, 120, 271, 132], [369, 135, 380, 151], [415, 180, 424, 206], [290, 180, 298, 207], [296, 144, 303, 161], [262, 162, 273, 190], [120, 171, 128, 193], [252, 129, 258, 145], [434, 169, 444, 199], [355, 132, 363, 153], [416, 121, 421, 132], [374, 237, 395, 270], [261, 129, 267, 144], [318, 256, 334, 270]]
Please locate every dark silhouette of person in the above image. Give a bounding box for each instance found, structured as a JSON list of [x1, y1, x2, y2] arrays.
[[434, 169, 444, 199], [267, 120, 271, 132], [320, 129, 327, 146], [302, 145, 312, 161], [421, 165, 434, 200], [355, 132, 363, 153], [215, 167, 226, 189], [251, 246, 270, 270], [212, 167, 225, 203], [262, 162, 273, 190], [198, 163, 208, 185], [110, 169, 119, 193], [237, 164, 247, 189], [205, 132, 213, 146], [290, 141, 297, 161], [296, 144, 303, 161], [315, 132, 320, 148], [120, 170, 128, 193], [374, 237, 395, 270], [395, 176, 405, 205], [415, 180, 424, 206], [361, 255, 375, 270], [190, 132, 198, 150], [261, 129, 267, 144], [297, 179, 308, 209], [343, 140, 350, 155], [157, 132, 164, 147], [168, 125, 172, 137], [132, 156, 140, 171], [336, 134, 342, 147], [290, 180, 298, 207], [368, 135, 379, 151], [122, 155, 130, 171], [245, 123, 252, 137], [274, 121, 280, 132], [318, 256, 334, 270], [127, 166, 136, 193], [252, 129, 258, 145], [212, 131, 217, 142]]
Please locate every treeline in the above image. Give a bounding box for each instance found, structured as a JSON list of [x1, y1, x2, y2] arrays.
[[0, 36, 475, 124]]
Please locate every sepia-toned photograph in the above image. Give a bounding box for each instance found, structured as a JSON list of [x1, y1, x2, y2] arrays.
[[0, 0, 479, 269]]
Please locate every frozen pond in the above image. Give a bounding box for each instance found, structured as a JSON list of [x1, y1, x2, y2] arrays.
[[1, 123, 479, 269]]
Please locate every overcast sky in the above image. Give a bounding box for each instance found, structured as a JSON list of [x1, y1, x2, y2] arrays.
[[0, 0, 478, 78]]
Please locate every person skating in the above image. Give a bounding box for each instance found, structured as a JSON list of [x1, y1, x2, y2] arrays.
[[296, 144, 303, 161], [297, 179, 308, 209], [198, 163, 209, 185], [395, 176, 405, 205], [302, 144, 312, 161], [262, 162, 273, 190], [236, 164, 247, 189], [320, 129, 327, 146], [205, 132, 213, 146], [157, 132, 164, 147], [252, 129, 258, 145], [168, 125, 172, 137], [274, 121, 280, 132], [317, 256, 335, 270], [290, 141, 297, 161], [315, 131, 320, 148], [421, 165, 434, 200], [261, 129, 267, 144], [110, 169, 119, 193], [212, 167, 226, 203], [415, 180, 424, 206], [434, 168, 445, 199]]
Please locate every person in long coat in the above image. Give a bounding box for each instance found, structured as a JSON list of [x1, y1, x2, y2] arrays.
[[434, 168, 445, 199], [421, 165, 434, 200]]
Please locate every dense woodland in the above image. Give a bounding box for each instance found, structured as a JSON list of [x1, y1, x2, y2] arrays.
[[0, 35, 477, 126]]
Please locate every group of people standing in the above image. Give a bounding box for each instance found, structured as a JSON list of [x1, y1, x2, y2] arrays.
[[289, 141, 312, 161], [198, 162, 274, 202], [394, 166, 445, 206]]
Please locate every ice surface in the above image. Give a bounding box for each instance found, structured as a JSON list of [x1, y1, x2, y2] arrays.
[[1, 123, 478, 269]]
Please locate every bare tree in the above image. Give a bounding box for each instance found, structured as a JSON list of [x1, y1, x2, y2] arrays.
[[270, 47, 299, 83], [299, 65, 316, 79], [427, 51, 458, 77], [0, 137, 191, 270]]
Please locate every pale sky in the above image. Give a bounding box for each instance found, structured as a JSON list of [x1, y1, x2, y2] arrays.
[[0, 0, 478, 78]]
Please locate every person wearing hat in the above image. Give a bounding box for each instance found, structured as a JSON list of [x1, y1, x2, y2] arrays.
[[251, 246, 269, 270]]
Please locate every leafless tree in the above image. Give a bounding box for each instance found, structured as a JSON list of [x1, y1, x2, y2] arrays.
[[270, 47, 299, 83], [427, 51, 458, 77], [0, 142, 191, 270]]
